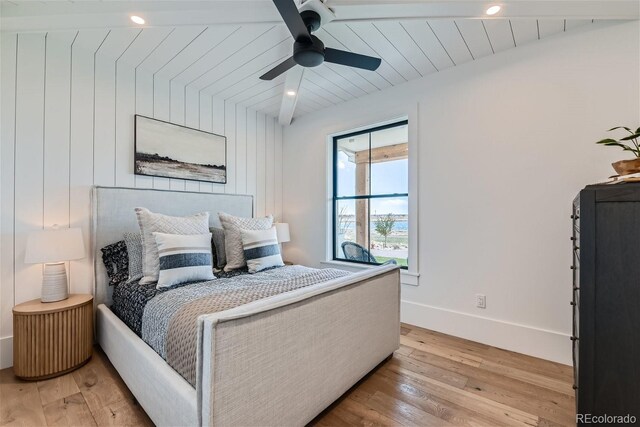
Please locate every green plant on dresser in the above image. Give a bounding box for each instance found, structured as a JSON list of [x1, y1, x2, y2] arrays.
[[596, 126, 640, 176]]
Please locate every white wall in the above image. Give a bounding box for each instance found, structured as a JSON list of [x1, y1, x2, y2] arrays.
[[0, 30, 284, 368], [282, 21, 640, 365]]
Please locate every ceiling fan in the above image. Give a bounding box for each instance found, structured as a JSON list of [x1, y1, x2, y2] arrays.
[[259, 0, 382, 80]]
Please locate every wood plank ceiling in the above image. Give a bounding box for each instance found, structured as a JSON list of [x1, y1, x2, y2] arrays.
[[141, 18, 595, 121], [1, 1, 601, 123]]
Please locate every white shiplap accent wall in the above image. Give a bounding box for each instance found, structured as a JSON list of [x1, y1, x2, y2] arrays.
[[0, 31, 284, 368]]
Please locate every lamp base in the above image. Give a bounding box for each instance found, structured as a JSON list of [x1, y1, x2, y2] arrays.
[[41, 262, 69, 303]]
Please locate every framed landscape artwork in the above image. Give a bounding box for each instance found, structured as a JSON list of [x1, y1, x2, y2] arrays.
[[134, 115, 227, 184]]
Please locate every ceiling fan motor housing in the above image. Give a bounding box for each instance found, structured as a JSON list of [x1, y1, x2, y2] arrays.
[[294, 34, 325, 67], [300, 10, 322, 33]]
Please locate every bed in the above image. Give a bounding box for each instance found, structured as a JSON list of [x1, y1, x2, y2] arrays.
[[91, 186, 401, 427]]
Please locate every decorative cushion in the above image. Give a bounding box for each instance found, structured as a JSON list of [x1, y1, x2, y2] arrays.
[[153, 232, 215, 289], [135, 208, 210, 284], [101, 240, 128, 286], [123, 232, 144, 283], [209, 227, 226, 269], [240, 227, 284, 273], [218, 212, 273, 271]]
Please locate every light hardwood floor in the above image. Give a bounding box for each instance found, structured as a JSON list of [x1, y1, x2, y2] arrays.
[[1, 323, 575, 426], [1, 348, 152, 427]]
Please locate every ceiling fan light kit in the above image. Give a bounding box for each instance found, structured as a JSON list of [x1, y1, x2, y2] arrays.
[[260, 0, 382, 80]]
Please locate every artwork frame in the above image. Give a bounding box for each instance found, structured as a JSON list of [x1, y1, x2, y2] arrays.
[[134, 114, 227, 184]]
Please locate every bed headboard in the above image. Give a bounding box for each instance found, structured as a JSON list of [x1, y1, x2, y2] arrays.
[[91, 186, 253, 307]]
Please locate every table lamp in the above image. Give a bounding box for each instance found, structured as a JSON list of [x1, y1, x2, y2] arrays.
[[275, 223, 290, 245], [24, 226, 85, 303]]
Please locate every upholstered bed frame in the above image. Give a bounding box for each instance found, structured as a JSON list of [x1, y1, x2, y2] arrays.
[[91, 186, 400, 427]]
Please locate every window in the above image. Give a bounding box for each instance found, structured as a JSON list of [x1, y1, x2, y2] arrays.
[[333, 120, 409, 268]]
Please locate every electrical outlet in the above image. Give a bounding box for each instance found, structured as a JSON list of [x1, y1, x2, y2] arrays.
[[476, 294, 486, 309]]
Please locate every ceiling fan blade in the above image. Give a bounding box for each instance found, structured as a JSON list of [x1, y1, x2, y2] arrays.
[[271, 0, 311, 41], [324, 47, 382, 71], [259, 57, 298, 81]]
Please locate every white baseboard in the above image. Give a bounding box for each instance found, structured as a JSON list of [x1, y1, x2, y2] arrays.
[[401, 300, 572, 366], [0, 336, 12, 369]]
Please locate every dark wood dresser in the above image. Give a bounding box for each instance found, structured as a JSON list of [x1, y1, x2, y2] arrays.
[[572, 183, 640, 423]]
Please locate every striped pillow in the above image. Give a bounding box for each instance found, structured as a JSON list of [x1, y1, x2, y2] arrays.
[[153, 232, 215, 289], [240, 227, 284, 273]]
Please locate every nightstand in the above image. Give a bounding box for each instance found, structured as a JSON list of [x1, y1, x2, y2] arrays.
[[13, 294, 93, 380]]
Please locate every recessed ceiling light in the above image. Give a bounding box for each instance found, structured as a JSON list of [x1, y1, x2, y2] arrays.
[[486, 5, 501, 15], [130, 15, 145, 25], [286, 90, 297, 96]]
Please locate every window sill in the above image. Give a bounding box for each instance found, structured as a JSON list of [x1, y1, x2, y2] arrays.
[[320, 260, 419, 286]]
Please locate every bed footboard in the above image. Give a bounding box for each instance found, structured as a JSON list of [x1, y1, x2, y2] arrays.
[[197, 266, 400, 427]]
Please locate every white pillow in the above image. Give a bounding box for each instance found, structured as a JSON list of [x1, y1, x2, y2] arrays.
[[218, 212, 273, 271], [240, 227, 284, 273], [135, 208, 210, 284], [153, 232, 215, 289]]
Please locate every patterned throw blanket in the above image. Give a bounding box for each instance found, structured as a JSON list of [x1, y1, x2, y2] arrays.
[[115, 265, 350, 387]]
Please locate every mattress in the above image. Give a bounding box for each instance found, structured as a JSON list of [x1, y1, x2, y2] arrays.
[[110, 265, 350, 386]]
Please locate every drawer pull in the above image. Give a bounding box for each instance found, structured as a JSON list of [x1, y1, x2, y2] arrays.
[[573, 286, 579, 291], [573, 385, 578, 390], [570, 266, 576, 270], [570, 237, 576, 241], [570, 301, 576, 306], [571, 214, 580, 220], [570, 336, 578, 341], [574, 246, 580, 251]]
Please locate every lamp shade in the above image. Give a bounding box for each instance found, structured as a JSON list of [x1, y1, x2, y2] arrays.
[[25, 227, 85, 264], [275, 223, 290, 243]]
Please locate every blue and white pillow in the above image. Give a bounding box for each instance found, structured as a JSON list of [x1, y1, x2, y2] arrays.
[[240, 227, 284, 273], [153, 232, 215, 288]]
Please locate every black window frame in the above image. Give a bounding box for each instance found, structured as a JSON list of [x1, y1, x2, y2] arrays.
[[332, 120, 409, 269]]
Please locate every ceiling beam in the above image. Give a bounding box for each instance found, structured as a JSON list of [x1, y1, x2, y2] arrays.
[[355, 143, 408, 164], [279, 67, 304, 126], [1, 1, 637, 32]]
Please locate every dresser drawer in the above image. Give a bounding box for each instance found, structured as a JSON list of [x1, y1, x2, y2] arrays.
[[571, 260, 580, 290], [571, 287, 579, 394], [572, 333, 579, 390], [572, 288, 580, 337]]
